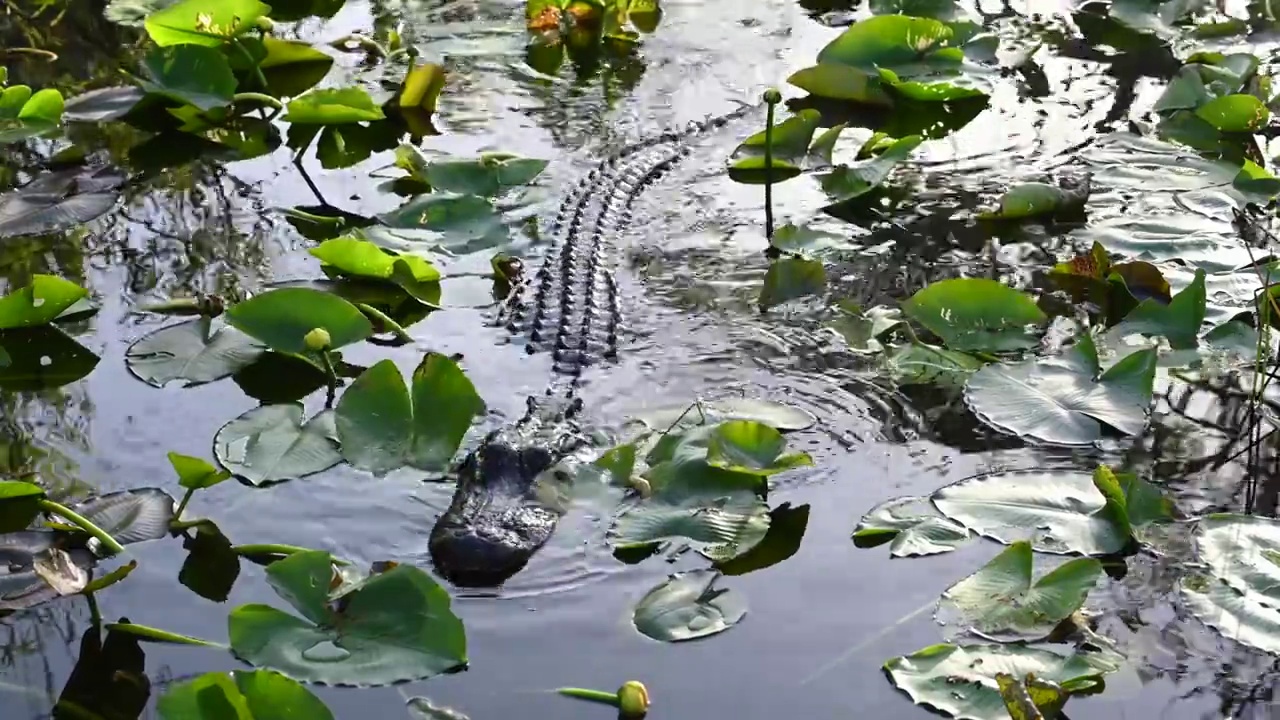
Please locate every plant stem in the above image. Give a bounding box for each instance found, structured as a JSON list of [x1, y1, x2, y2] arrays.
[[174, 487, 196, 520], [356, 303, 414, 344], [763, 93, 777, 244], [232, 92, 285, 110], [232, 543, 353, 565], [556, 688, 620, 707], [38, 499, 125, 556], [232, 38, 270, 91], [85, 591, 102, 627]]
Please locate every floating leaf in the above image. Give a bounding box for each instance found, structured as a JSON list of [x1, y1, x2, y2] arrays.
[[228, 551, 467, 684], [902, 278, 1046, 352], [818, 135, 922, 203], [241, 37, 335, 98], [158, 669, 335, 720], [0, 275, 88, 330], [63, 86, 147, 122], [213, 404, 342, 486], [399, 62, 446, 113], [284, 87, 384, 124], [0, 327, 100, 391], [713, 503, 810, 576], [1180, 514, 1280, 654], [378, 194, 506, 245], [629, 398, 816, 433], [225, 287, 373, 359], [335, 355, 484, 474], [168, 452, 231, 490], [126, 317, 266, 388], [137, 44, 237, 111], [853, 496, 971, 557], [179, 523, 241, 602], [72, 488, 176, 547], [963, 336, 1156, 445], [0, 167, 124, 239], [311, 237, 441, 283], [144, 0, 268, 46], [705, 420, 813, 476], [979, 175, 1091, 220], [424, 154, 548, 197], [937, 542, 1102, 641], [885, 643, 1117, 720], [1196, 94, 1269, 132], [1113, 268, 1207, 349], [760, 257, 825, 309], [632, 570, 746, 643]]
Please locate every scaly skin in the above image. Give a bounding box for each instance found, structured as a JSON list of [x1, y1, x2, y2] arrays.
[[429, 106, 753, 588]]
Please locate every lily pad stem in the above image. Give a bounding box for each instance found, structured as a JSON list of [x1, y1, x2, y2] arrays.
[[174, 487, 196, 520], [232, 38, 270, 92], [320, 350, 339, 408], [85, 591, 102, 627], [356, 303, 413, 344], [232, 92, 285, 110], [39, 499, 125, 556], [657, 399, 708, 438], [556, 688, 620, 707], [232, 543, 353, 565]]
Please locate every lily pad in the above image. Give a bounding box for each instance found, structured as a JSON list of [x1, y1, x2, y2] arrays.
[[144, 0, 269, 47], [126, 317, 266, 388], [225, 287, 373, 359], [628, 398, 816, 433], [284, 88, 384, 125], [963, 335, 1156, 445], [713, 503, 810, 576], [1195, 94, 1269, 132], [760, 257, 825, 309], [334, 355, 485, 473], [930, 467, 1168, 555], [632, 569, 746, 643], [884, 643, 1117, 720], [311, 237, 441, 284], [377, 194, 507, 246], [0, 327, 100, 391], [158, 670, 335, 720], [0, 275, 88, 329], [818, 135, 922, 204], [937, 541, 1102, 641], [213, 404, 342, 486], [727, 110, 846, 184], [1112, 268, 1206, 349], [978, 175, 1091, 220], [228, 550, 467, 685], [72, 488, 176, 547], [0, 167, 124, 239], [1180, 513, 1280, 654], [705, 420, 813, 476], [137, 44, 237, 112], [169, 452, 232, 490], [853, 495, 971, 557], [902, 278, 1046, 353], [424, 153, 549, 197], [63, 86, 147, 122]]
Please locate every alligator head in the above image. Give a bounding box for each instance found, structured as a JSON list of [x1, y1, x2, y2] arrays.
[[428, 396, 588, 588]]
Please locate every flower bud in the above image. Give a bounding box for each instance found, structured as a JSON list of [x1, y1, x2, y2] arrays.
[[630, 478, 651, 499], [762, 88, 782, 105], [617, 681, 649, 717], [304, 327, 332, 352]]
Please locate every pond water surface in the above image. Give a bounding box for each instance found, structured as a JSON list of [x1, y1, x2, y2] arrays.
[[4, 0, 1280, 718]]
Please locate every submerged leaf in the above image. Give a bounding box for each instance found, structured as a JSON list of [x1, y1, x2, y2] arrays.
[[760, 257, 825, 309]]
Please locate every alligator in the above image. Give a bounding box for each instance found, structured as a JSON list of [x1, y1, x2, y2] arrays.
[[428, 105, 754, 588]]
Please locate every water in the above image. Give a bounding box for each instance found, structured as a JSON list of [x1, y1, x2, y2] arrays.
[[3, 0, 1280, 718]]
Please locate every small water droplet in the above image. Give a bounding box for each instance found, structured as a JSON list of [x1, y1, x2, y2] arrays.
[[32, 297, 44, 308], [301, 640, 350, 663], [39, 356, 51, 367]]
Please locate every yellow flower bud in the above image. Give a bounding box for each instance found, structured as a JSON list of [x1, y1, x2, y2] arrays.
[[304, 327, 332, 352], [617, 680, 649, 717], [762, 88, 782, 105]]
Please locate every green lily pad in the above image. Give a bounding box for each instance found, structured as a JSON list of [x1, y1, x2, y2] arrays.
[[787, 63, 894, 105], [168, 452, 232, 490], [311, 237, 441, 284], [929, 467, 1169, 555], [144, 0, 268, 46], [937, 541, 1102, 642], [818, 135, 922, 204], [884, 643, 1117, 720], [284, 88, 384, 125], [760, 257, 825, 309], [1112, 268, 1207, 349], [213, 404, 342, 486], [158, 669, 335, 720], [1195, 94, 1269, 132], [137, 44, 237, 112], [334, 355, 485, 474], [424, 154, 549, 197], [963, 335, 1156, 445], [627, 398, 817, 432], [632, 569, 746, 643], [902, 278, 1046, 353], [228, 550, 467, 685], [225, 287, 373, 359], [72, 488, 176, 547], [978, 176, 1091, 220], [853, 495, 971, 557], [0, 276, 88, 330], [705, 420, 813, 476], [63, 86, 147, 122], [888, 342, 984, 388], [817, 15, 960, 77], [1179, 514, 1280, 654], [125, 317, 266, 388], [728, 111, 847, 184], [15, 88, 63, 124], [377, 194, 507, 246], [237, 37, 335, 98], [713, 502, 810, 576], [0, 480, 47, 533]]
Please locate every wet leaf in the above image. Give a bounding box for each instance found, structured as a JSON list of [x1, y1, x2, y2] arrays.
[[632, 569, 746, 643], [241, 37, 334, 98], [592, 443, 638, 486], [334, 355, 485, 474], [728, 110, 846, 184], [137, 44, 237, 111], [853, 496, 971, 556], [885, 643, 1116, 720], [225, 287, 373, 359], [378, 194, 507, 246], [1181, 514, 1280, 654], [818, 135, 922, 203], [125, 317, 266, 388], [425, 154, 549, 197], [1196, 94, 1269, 132], [760, 257, 825, 309], [228, 550, 467, 684], [963, 336, 1156, 445], [72, 488, 176, 547], [0, 480, 46, 533], [979, 176, 1091, 220], [145, 0, 268, 46], [0, 276, 88, 329], [628, 399, 816, 432], [311, 237, 441, 283], [888, 342, 984, 388], [168, 452, 231, 490], [713, 502, 810, 576], [0, 167, 124, 239], [284, 87, 384, 125], [816, 15, 960, 78], [399, 62, 446, 113], [937, 541, 1102, 641], [63, 86, 147, 122], [787, 62, 894, 105], [1113, 268, 1206, 349], [902, 278, 1046, 352], [157, 669, 334, 720], [705, 421, 813, 476], [213, 404, 342, 486]]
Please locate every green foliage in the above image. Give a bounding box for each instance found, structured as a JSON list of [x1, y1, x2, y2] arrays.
[[158, 670, 336, 720], [901, 278, 1046, 352], [632, 569, 746, 642]]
